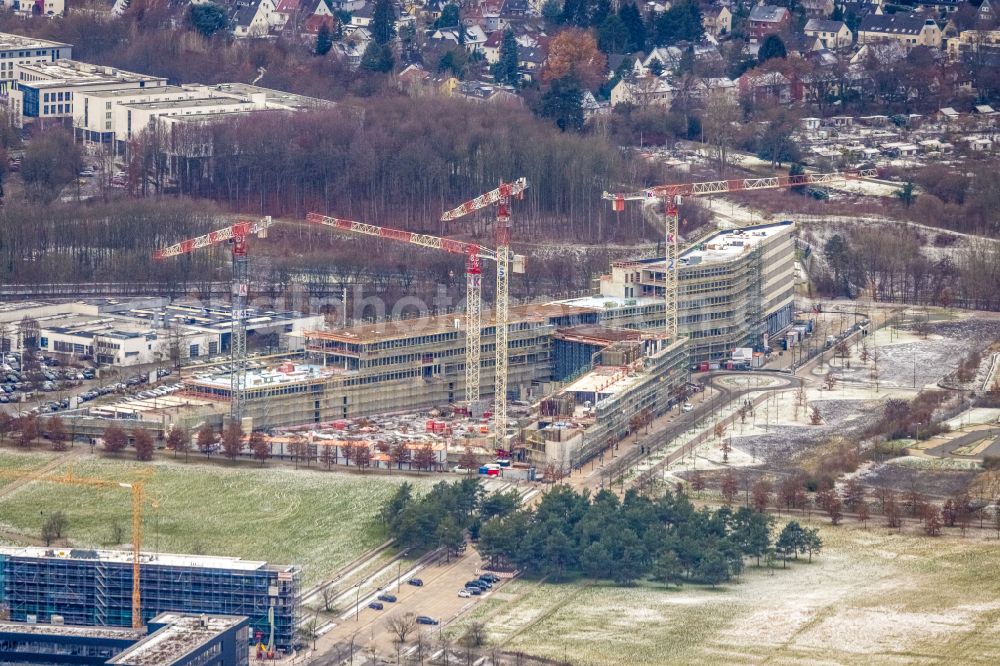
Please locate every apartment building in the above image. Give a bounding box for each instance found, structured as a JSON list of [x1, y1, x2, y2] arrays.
[[858, 13, 943, 49]]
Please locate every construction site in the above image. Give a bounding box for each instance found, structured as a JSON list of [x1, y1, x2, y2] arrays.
[[58, 188, 804, 471], [0, 546, 298, 652]]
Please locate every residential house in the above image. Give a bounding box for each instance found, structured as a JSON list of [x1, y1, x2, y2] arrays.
[[430, 25, 488, 52], [701, 5, 733, 37], [966, 136, 993, 150], [329, 0, 364, 9], [642, 46, 683, 73], [610, 76, 674, 108], [271, 0, 301, 32], [738, 69, 795, 104], [454, 80, 520, 103], [581, 90, 605, 119], [483, 31, 504, 63], [839, 0, 884, 17], [800, 0, 835, 16], [333, 41, 365, 68], [351, 2, 375, 26], [916, 0, 961, 13], [518, 46, 546, 79], [748, 5, 791, 40], [463, 5, 505, 32], [804, 18, 853, 48], [693, 76, 738, 101], [946, 28, 1000, 57], [974, 103, 997, 114], [501, 0, 529, 18], [857, 14, 943, 49], [979, 0, 995, 22], [231, 0, 276, 38]]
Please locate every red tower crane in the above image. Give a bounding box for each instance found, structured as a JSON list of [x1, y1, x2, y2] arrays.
[[604, 170, 877, 340], [154, 216, 273, 424], [440, 178, 528, 450], [305, 213, 525, 407]]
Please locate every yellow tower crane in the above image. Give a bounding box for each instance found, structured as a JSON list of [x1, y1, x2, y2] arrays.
[[0, 466, 155, 629]]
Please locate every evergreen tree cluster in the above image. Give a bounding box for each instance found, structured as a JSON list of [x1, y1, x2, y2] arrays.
[[477, 486, 819, 586], [382, 479, 521, 556]]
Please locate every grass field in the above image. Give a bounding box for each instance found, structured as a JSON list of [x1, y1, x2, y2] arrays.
[[457, 522, 1000, 666], [0, 447, 425, 586]]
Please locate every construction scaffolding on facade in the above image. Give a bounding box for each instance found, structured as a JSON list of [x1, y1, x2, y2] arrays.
[[0, 547, 298, 652]]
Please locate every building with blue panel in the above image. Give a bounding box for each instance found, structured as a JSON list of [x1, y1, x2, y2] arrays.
[[0, 547, 298, 652], [0, 613, 248, 666]]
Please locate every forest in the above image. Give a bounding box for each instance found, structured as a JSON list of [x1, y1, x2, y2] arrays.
[[383, 481, 818, 587], [156, 97, 655, 242]]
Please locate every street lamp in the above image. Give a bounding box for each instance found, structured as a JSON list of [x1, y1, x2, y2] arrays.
[[354, 579, 367, 622]]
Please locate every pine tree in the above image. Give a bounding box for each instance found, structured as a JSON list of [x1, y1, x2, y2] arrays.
[[493, 29, 520, 86], [361, 42, 394, 72], [371, 0, 396, 45], [618, 2, 646, 52], [315, 23, 333, 56]]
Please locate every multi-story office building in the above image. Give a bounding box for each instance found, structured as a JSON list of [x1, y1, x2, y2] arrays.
[[595, 221, 796, 363], [0, 32, 70, 95], [0, 547, 298, 651]]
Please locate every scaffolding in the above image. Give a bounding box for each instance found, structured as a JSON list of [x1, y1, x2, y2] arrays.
[[0, 549, 299, 651]]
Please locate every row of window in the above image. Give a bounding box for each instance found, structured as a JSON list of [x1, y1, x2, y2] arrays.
[[42, 103, 71, 115], [42, 90, 71, 102]]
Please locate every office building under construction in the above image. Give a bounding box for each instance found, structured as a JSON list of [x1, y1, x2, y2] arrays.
[[0, 547, 298, 652], [141, 222, 795, 432]]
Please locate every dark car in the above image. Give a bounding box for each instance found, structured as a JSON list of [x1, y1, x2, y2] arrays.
[[368, 601, 384, 610], [407, 578, 424, 587], [377, 593, 397, 603], [469, 587, 482, 596], [480, 573, 500, 583], [464, 581, 484, 589], [416, 616, 439, 626]]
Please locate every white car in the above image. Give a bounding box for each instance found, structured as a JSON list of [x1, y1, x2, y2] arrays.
[[682, 402, 694, 412], [458, 589, 471, 598]]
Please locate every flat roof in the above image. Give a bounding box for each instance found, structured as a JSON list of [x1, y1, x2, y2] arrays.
[[82, 85, 191, 99], [107, 614, 246, 666], [309, 302, 578, 344], [553, 325, 645, 345], [0, 621, 141, 640], [122, 96, 252, 111], [34, 312, 155, 340], [17, 59, 164, 87], [189, 362, 336, 391], [638, 221, 795, 270], [562, 364, 646, 398], [206, 82, 335, 109], [550, 295, 661, 310], [0, 546, 294, 573], [0, 32, 70, 50]]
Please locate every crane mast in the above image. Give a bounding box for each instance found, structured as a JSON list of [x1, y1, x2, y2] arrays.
[[604, 170, 877, 340], [305, 212, 523, 408], [0, 467, 152, 629], [441, 178, 528, 450], [155, 217, 272, 425]]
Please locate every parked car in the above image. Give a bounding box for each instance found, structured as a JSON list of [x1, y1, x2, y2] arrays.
[[415, 616, 439, 626], [682, 402, 694, 412], [368, 601, 384, 611], [377, 593, 397, 603], [469, 587, 482, 595], [407, 578, 424, 587], [458, 589, 471, 598], [480, 573, 500, 583]]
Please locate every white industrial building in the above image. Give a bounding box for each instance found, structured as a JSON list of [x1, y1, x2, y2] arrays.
[[0, 32, 71, 95], [0, 300, 323, 367]]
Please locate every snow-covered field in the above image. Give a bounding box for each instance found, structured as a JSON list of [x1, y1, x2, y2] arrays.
[[456, 523, 1000, 665], [0, 449, 423, 585]]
